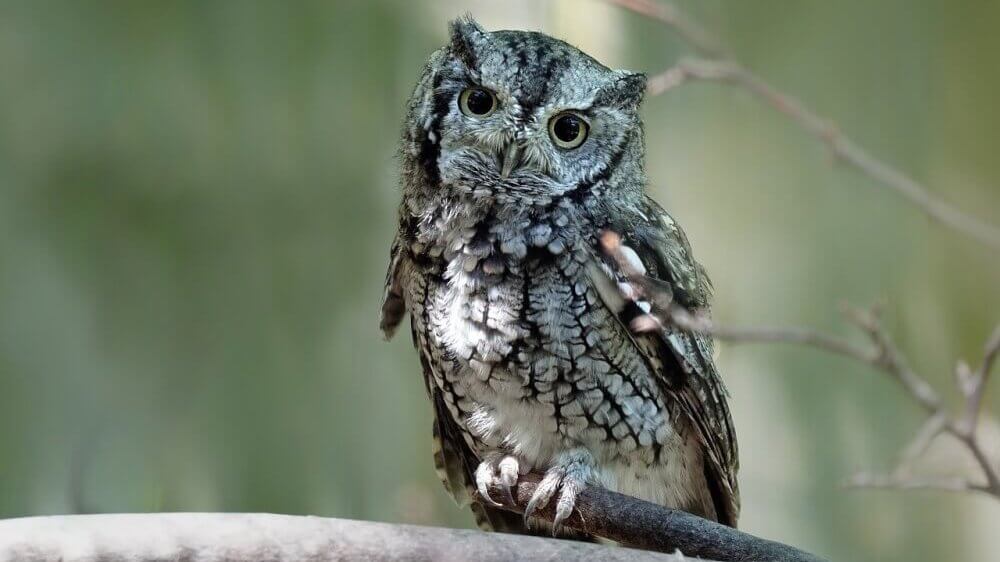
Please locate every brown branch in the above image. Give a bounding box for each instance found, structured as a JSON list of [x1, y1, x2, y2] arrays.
[[604, 0, 728, 58], [963, 326, 1000, 431], [483, 472, 827, 562], [668, 306, 876, 366], [845, 473, 993, 496], [897, 413, 949, 470], [600, 231, 1000, 501], [0, 513, 698, 562], [606, 1, 1000, 251]]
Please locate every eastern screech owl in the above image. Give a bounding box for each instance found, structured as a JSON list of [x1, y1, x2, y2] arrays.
[[380, 17, 739, 537]]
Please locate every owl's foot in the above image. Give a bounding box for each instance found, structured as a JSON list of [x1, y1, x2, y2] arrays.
[[523, 449, 594, 536], [475, 452, 528, 507]]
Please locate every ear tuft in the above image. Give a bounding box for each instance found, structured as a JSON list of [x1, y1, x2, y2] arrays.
[[448, 15, 487, 68], [597, 71, 648, 109], [615, 70, 646, 107]]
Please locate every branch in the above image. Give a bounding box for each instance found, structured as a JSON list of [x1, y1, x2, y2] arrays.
[[602, 0, 728, 58], [0, 513, 700, 562], [962, 326, 1000, 432], [845, 473, 993, 496], [606, 0, 1000, 251], [484, 472, 827, 562], [601, 231, 1000, 501]]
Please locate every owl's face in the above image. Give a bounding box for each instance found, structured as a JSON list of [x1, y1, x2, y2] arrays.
[[403, 17, 647, 207]]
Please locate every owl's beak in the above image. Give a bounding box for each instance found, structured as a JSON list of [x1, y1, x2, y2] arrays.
[[499, 143, 523, 179]]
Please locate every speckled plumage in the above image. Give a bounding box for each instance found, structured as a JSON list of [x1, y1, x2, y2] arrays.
[[381, 17, 739, 536]]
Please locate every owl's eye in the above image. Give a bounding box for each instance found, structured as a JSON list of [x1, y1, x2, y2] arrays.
[[459, 87, 497, 117], [548, 112, 589, 149]]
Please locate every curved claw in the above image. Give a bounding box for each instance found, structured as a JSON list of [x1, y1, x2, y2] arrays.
[[497, 456, 519, 506], [523, 451, 592, 534], [551, 476, 583, 536], [522, 468, 561, 529], [498, 483, 516, 506], [475, 461, 502, 507], [522, 495, 541, 529], [551, 503, 569, 536], [476, 453, 525, 508]]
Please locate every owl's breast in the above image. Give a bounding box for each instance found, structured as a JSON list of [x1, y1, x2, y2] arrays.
[[411, 196, 589, 384], [408, 196, 681, 468]]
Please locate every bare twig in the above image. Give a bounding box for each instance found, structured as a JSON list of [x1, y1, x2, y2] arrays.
[[483, 472, 826, 562], [897, 413, 948, 470], [841, 303, 944, 415], [604, 0, 727, 58], [846, 473, 992, 496], [606, 1, 1000, 251], [964, 326, 1000, 431], [600, 231, 1000, 501]]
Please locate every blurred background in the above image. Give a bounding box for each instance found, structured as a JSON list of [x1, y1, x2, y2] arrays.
[[1, 1, 998, 560]]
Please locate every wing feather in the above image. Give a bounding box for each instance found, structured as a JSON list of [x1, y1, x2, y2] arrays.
[[593, 197, 740, 526], [379, 229, 408, 339]]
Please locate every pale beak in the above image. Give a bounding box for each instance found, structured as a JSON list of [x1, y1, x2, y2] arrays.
[[500, 143, 523, 179]]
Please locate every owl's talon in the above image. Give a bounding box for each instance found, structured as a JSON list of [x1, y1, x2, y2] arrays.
[[475, 460, 502, 506], [475, 453, 523, 508], [552, 476, 583, 536], [551, 515, 564, 537], [523, 467, 559, 525], [522, 498, 540, 529], [497, 482, 516, 506], [523, 450, 592, 533], [498, 456, 519, 506]]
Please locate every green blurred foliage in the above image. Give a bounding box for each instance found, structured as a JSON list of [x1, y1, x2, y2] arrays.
[[0, 1, 997, 561]]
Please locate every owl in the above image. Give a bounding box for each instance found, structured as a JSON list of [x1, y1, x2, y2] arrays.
[[380, 17, 739, 537]]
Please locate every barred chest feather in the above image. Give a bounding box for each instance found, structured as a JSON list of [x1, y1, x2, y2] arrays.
[[405, 195, 710, 508]]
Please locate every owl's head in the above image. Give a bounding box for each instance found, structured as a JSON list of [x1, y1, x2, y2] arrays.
[[401, 17, 647, 210]]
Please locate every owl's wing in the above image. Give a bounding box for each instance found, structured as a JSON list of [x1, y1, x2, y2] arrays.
[[590, 196, 740, 527], [379, 228, 409, 340]]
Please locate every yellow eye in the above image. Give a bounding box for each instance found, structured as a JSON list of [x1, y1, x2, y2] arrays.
[[548, 112, 589, 149], [459, 87, 497, 117]]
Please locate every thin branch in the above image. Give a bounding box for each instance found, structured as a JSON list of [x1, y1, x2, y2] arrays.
[[483, 472, 827, 562], [981, 326, 1000, 384], [840, 303, 944, 414], [846, 472, 992, 497], [0, 513, 696, 562], [600, 231, 1000, 501], [964, 325, 1000, 431], [668, 306, 876, 366], [604, 0, 728, 58], [896, 413, 948, 471], [959, 432, 1000, 494], [606, 1, 1000, 251]]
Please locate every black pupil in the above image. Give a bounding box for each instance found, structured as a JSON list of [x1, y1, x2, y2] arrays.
[[554, 115, 581, 142], [466, 89, 493, 114]]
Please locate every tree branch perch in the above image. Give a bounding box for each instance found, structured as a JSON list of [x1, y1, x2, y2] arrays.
[[484, 472, 827, 562]]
